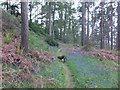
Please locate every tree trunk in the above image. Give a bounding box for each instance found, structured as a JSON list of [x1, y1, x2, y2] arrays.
[[81, 2, 86, 46], [72, 21, 75, 43], [110, 3, 113, 50], [110, 20, 113, 50], [60, 28, 62, 40], [59, 10, 63, 40], [118, 2, 120, 51], [52, 2, 55, 40], [29, 2, 32, 23], [68, 18, 71, 33], [48, 2, 52, 36], [21, 1, 29, 54], [107, 29, 110, 49], [100, 2, 104, 49], [63, 4, 67, 43], [91, 10, 96, 46], [87, 3, 89, 44], [6, 0, 9, 10], [45, 2, 49, 34]]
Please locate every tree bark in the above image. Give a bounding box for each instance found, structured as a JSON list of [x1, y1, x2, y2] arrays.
[[81, 2, 86, 46], [107, 29, 110, 49], [100, 2, 104, 49], [59, 10, 63, 40], [110, 2, 113, 50], [110, 18, 113, 50], [63, 4, 67, 43], [45, 2, 49, 34], [118, 2, 120, 51], [48, 2, 52, 36], [52, 2, 55, 40], [6, 0, 9, 10], [87, 3, 89, 44], [72, 21, 75, 43], [29, 2, 32, 23], [21, 1, 29, 54]]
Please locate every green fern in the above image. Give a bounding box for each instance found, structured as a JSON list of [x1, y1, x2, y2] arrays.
[[4, 32, 12, 44], [17, 46, 24, 56], [115, 52, 120, 56]]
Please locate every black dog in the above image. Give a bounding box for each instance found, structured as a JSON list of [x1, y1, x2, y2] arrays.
[[57, 56, 67, 63]]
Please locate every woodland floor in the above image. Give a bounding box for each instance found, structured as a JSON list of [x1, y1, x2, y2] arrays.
[[57, 44, 118, 88], [1, 9, 119, 88], [62, 63, 74, 88]]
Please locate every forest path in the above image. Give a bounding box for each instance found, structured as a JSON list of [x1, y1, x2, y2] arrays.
[[62, 63, 74, 88], [51, 44, 82, 88], [55, 44, 118, 88]]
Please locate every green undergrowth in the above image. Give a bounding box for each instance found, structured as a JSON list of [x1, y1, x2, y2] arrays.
[[101, 59, 118, 69], [4, 29, 18, 44], [2, 64, 35, 88], [2, 30, 67, 88], [29, 30, 69, 55], [2, 9, 67, 88], [29, 21, 46, 36], [34, 59, 67, 88], [115, 52, 120, 56], [2, 8, 21, 31], [66, 53, 119, 88], [28, 31, 67, 88], [29, 31, 50, 51], [45, 36, 59, 47], [2, 59, 67, 88]]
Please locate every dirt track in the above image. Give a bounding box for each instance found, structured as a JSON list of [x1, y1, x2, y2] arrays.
[[62, 63, 74, 88]]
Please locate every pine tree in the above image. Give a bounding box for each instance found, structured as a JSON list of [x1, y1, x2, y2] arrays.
[[20, 1, 29, 54]]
